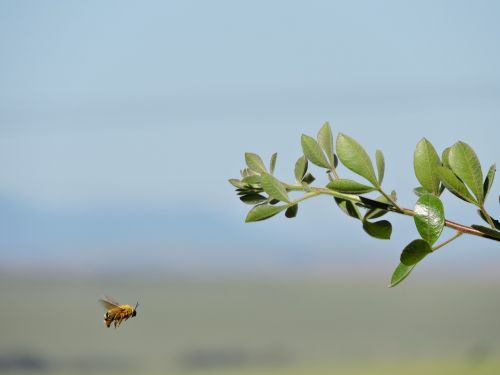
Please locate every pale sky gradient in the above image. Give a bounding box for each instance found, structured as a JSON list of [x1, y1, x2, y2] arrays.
[[0, 1, 499, 279]]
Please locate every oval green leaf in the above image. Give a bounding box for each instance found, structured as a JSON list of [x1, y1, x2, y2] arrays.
[[362, 219, 392, 240], [245, 152, 267, 174], [285, 204, 299, 218], [436, 166, 477, 204], [294, 155, 308, 182], [375, 149, 385, 185], [483, 164, 496, 199], [317, 122, 334, 166], [336, 133, 378, 186], [269, 153, 278, 175], [449, 141, 484, 203], [301, 134, 330, 169], [413, 138, 441, 195], [245, 204, 288, 222], [414, 194, 445, 245], [327, 179, 376, 194], [389, 262, 416, 288], [400, 239, 432, 266], [260, 172, 290, 203]]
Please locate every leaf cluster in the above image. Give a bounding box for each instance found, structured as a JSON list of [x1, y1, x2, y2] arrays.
[[230, 123, 499, 287]]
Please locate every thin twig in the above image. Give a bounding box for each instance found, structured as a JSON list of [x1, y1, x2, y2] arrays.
[[284, 183, 499, 242], [432, 231, 463, 252]]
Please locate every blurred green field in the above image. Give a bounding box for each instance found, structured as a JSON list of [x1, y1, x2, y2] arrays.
[[2, 360, 500, 375], [1, 276, 499, 374]]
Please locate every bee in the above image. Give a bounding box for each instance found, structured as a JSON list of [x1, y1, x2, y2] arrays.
[[99, 295, 139, 328]]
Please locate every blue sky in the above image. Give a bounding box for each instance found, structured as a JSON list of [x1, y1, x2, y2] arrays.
[[0, 1, 499, 278]]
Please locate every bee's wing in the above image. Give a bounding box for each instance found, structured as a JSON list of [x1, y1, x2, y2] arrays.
[[99, 295, 121, 310]]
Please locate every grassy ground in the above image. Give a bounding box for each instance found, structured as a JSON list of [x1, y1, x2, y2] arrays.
[[183, 360, 500, 375], [1, 276, 499, 374], [1, 360, 499, 375]]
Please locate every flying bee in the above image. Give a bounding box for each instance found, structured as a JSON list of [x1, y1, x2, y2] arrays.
[[99, 295, 139, 328]]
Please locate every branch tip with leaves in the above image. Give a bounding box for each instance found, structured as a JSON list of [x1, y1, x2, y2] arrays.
[[230, 122, 500, 287]]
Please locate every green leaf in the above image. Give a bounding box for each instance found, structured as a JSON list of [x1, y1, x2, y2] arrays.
[[483, 164, 496, 199], [413, 138, 441, 195], [414, 194, 445, 245], [389, 263, 416, 288], [301, 134, 330, 168], [260, 173, 290, 203], [436, 166, 477, 204], [269, 153, 277, 175], [336, 133, 378, 186], [448, 141, 484, 203], [245, 152, 267, 174], [327, 179, 376, 194], [400, 239, 432, 266], [294, 156, 308, 182], [334, 198, 362, 220], [239, 193, 267, 205], [471, 225, 500, 241], [317, 122, 335, 166], [285, 204, 299, 218], [375, 149, 385, 185], [245, 204, 288, 222], [362, 219, 392, 240]]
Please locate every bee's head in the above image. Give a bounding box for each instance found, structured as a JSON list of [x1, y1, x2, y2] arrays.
[[132, 302, 139, 317]]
